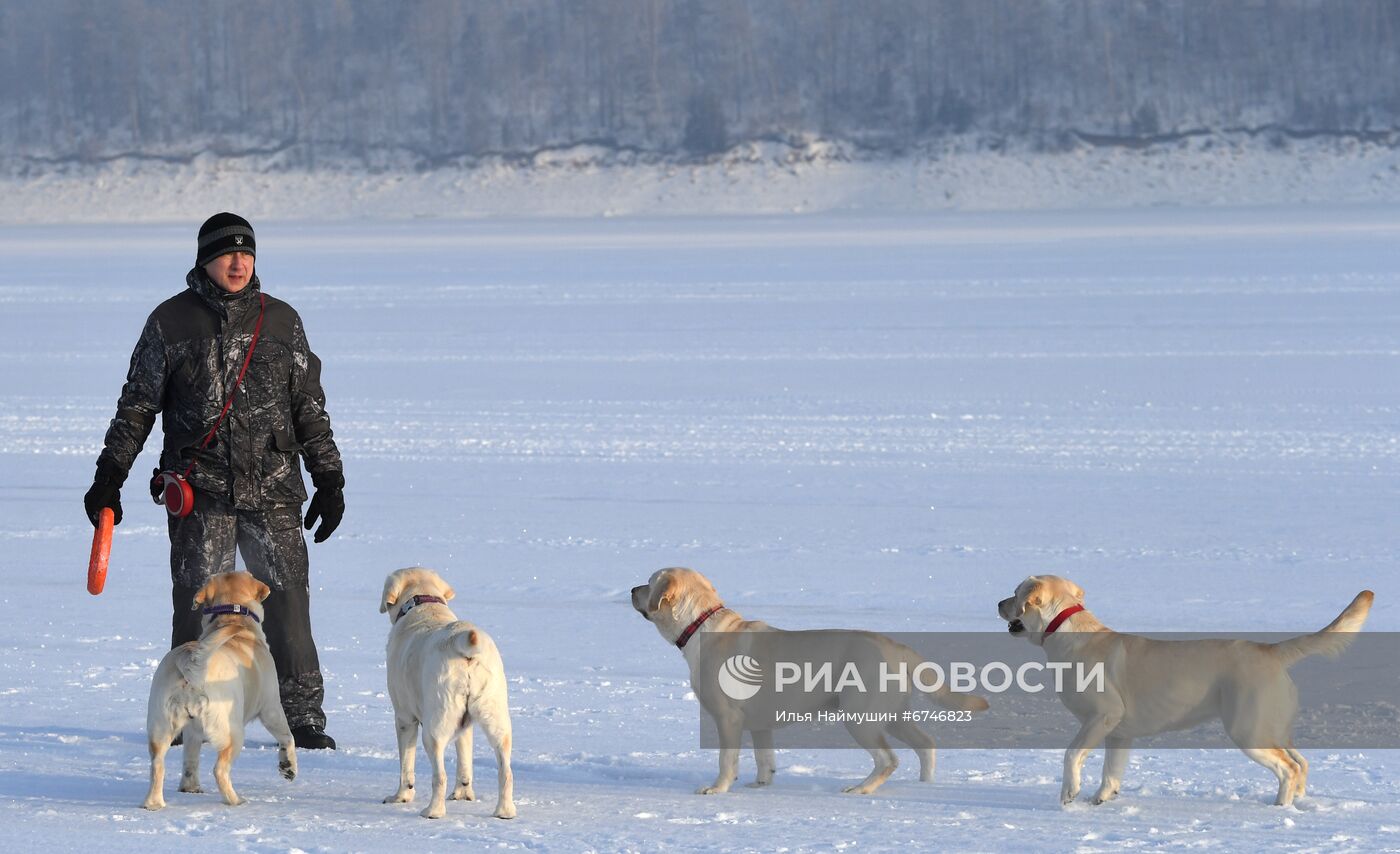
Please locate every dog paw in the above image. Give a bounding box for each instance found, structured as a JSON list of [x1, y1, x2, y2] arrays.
[[493, 803, 517, 820], [449, 784, 476, 801], [383, 792, 413, 804], [141, 799, 164, 811], [178, 783, 203, 794], [223, 796, 246, 807], [419, 804, 446, 819], [1091, 788, 1118, 805], [745, 781, 771, 788], [279, 748, 297, 781], [695, 785, 729, 795], [1058, 778, 1080, 806]]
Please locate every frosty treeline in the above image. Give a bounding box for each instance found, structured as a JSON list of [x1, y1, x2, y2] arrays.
[[4, 0, 1398, 169]]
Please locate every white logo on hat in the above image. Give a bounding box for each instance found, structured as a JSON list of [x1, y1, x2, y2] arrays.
[[234, 235, 244, 245]]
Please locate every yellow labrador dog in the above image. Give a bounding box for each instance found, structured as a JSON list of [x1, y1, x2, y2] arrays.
[[379, 567, 516, 819], [998, 574, 1374, 807], [143, 571, 297, 810], [632, 567, 989, 796]]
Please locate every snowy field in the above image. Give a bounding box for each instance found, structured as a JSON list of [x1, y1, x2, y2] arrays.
[[1, 207, 1397, 851]]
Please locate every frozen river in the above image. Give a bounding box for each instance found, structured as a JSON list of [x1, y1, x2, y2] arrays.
[[0, 208, 1396, 851]]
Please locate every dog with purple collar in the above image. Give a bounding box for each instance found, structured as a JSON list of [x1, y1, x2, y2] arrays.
[[143, 571, 297, 810]]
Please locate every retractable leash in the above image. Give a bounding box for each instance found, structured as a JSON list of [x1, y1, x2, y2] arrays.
[[154, 293, 266, 518]]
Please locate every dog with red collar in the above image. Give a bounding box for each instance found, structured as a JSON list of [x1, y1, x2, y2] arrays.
[[632, 566, 989, 796], [999, 574, 1374, 807], [379, 567, 516, 819]]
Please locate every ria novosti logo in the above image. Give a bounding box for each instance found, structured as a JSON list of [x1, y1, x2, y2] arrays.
[[717, 654, 764, 700], [715, 653, 1105, 700]]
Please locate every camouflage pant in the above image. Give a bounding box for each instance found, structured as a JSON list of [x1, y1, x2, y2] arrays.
[[168, 493, 327, 730]]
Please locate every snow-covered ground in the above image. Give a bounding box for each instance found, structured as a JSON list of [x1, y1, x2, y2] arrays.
[[1, 207, 1397, 851]]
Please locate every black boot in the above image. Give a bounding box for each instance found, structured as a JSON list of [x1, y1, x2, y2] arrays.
[[292, 725, 336, 750]]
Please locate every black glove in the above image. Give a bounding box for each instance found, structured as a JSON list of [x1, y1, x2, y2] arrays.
[[84, 460, 127, 527], [150, 467, 163, 502], [304, 470, 345, 543]]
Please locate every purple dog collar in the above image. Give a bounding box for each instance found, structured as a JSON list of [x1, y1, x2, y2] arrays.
[[202, 604, 261, 623]]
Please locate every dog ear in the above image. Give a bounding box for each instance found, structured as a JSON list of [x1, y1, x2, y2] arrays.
[[647, 572, 678, 615], [442, 584, 456, 602], [380, 572, 407, 614], [254, 579, 271, 602], [192, 577, 216, 610], [1066, 579, 1085, 603], [1022, 579, 1045, 614]]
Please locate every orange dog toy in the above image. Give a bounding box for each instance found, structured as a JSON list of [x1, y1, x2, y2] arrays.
[[87, 507, 113, 595]]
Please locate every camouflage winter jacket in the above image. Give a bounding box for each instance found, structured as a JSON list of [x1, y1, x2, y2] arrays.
[[97, 268, 342, 510]]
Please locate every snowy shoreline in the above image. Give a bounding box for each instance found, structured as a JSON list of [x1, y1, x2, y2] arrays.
[[5, 134, 1400, 225]]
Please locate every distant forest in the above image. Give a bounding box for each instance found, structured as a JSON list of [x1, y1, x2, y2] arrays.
[[4, 0, 1399, 168]]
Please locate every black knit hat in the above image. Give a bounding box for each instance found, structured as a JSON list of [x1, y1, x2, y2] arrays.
[[196, 212, 256, 267]]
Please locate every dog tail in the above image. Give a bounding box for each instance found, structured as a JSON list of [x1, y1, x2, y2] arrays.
[[176, 624, 244, 685], [930, 686, 991, 712], [449, 625, 482, 659], [905, 650, 990, 712], [1270, 591, 1374, 667]]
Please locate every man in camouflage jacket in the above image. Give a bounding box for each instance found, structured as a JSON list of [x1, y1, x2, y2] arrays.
[[84, 212, 344, 749]]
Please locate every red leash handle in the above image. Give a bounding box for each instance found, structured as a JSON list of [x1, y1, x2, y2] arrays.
[[182, 294, 266, 479]]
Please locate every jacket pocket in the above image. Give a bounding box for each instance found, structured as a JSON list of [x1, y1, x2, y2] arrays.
[[272, 428, 304, 453], [262, 427, 310, 507]]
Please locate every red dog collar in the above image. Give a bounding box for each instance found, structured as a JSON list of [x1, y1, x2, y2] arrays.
[[676, 605, 725, 649], [397, 595, 447, 620], [1044, 604, 1085, 636]]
